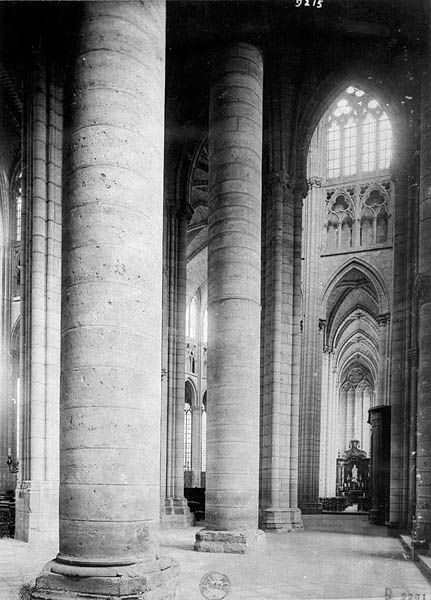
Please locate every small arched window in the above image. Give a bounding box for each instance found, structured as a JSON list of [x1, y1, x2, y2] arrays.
[[186, 295, 198, 339]]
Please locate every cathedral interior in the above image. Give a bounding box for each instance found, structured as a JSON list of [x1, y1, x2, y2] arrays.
[[0, 0, 430, 598]]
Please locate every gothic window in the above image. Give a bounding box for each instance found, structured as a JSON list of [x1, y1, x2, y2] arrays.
[[14, 171, 22, 243], [360, 209, 374, 246], [326, 213, 339, 252], [186, 295, 198, 339], [202, 307, 207, 344], [326, 87, 392, 180], [12, 169, 22, 296], [360, 187, 390, 246], [184, 401, 192, 471], [326, 193, 353, 251], [341, 214, 353, 248], [376, 208, 388, 243], [185, 343, 196, 374]]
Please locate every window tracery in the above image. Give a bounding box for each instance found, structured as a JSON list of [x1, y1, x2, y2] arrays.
[[324, 180, 392, 252], [185, 342, 197, 374], [326, 86, 392, 181], [12, 169, 22, 297]]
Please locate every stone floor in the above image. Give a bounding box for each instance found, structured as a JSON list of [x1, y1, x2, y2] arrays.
[[0, 515, 430, 600]]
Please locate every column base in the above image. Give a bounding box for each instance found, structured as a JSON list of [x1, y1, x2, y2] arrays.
[[161, 497, 194, 528], [369, 508, 386, 526], [30, 556, 180, 599], [260, 507, 303, 532], [300, 501, 322, 514], [194, 528, 265, 553], [412, 518, 431, 550]]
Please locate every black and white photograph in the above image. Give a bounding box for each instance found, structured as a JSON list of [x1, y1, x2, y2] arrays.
[[0, 1, 430, 599]]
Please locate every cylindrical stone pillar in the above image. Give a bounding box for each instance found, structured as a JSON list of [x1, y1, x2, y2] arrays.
[[369, 405, 391, 525], [31, 3, 178, 598], [194, 42, 264, 553]]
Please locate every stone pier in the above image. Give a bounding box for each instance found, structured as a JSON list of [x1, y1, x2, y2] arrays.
[[413, 42, 431, 549], [194, 42, 264, 553], [31, 2, 179, 598]]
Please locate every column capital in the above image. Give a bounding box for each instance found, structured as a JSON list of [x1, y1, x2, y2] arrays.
[[263, 170, 295, 195], [377, 312, 391, 325], [307, 176, 323, 189]]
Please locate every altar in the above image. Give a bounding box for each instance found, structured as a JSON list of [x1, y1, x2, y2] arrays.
[[336, 440, 370, 512]]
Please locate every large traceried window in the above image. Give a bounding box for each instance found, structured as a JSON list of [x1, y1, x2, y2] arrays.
[[326, 86, 392, 180]]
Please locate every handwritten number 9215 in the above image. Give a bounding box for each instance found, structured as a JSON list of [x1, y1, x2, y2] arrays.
[[295, 0, 323, 7]]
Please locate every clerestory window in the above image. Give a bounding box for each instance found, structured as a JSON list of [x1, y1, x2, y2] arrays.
[[326, 86, 392, 180]]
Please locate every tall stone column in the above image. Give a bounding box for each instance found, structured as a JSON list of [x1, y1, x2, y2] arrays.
[[31, 3, 179, 599], [377, 314, 391, 405], [299, 176, 323, 514], [162, 206, 192, 526], [191, 402, 202, 484], [259, 53, 304, 532], [15, 50, 62, 545], [369, 406, 391, 525], [319, 347, 337, 497], [194, 42, 264, 553], [413, 49, 431, 549]]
